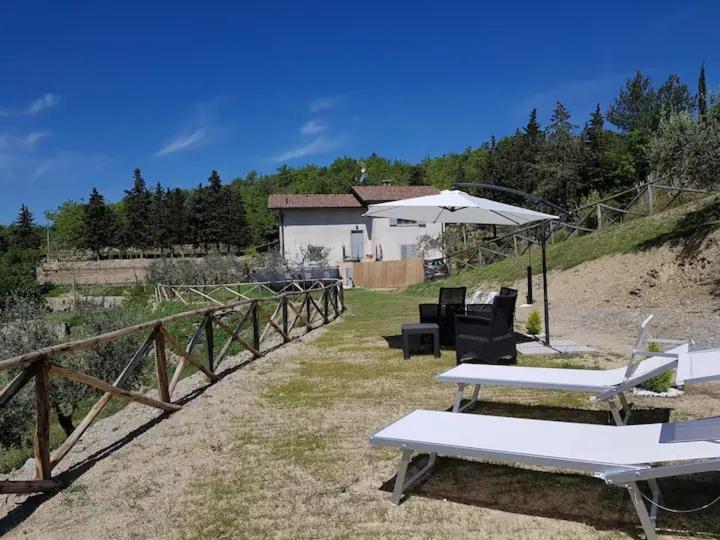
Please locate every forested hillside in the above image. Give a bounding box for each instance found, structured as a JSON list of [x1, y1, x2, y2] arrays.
[[1, 67, 719, 302]]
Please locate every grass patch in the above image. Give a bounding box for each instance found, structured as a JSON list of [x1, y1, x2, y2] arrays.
[[410, 196, 716, 294]]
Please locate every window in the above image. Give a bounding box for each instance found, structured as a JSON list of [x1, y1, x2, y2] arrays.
[[389, 218, 426, 227], [400, 244, 417, 259]]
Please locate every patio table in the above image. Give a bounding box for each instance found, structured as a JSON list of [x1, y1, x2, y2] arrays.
[[401, 323, 440, 359]]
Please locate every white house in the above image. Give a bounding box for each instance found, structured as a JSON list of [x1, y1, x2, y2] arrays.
[[268, 185, 443, 268]]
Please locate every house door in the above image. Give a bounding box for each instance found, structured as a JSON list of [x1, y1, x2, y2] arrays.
[[350, 230, 363, 261]]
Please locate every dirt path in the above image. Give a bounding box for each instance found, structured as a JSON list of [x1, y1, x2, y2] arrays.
[[0, 324, 333, 539]]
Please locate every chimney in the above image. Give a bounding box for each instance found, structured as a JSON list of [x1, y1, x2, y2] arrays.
[[382, 178, 391, 186]]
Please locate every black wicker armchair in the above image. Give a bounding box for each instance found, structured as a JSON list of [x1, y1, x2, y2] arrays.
[[455, 292, 518, 365], [419, 287, 466, 346]]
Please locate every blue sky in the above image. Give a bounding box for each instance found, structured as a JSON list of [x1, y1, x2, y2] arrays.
[[0, 0, 718, 223]]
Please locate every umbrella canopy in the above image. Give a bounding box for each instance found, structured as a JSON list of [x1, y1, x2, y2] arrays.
[[363, 190, 558, 225]]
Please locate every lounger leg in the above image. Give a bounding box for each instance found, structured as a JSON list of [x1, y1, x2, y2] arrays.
[[619, 392, 631, 424], [647, 479, 663, 524], [459, 384, 481, 412], [391, 450, 412, 505], [609, 399, 624, 426], [391, 450, 438, 505], [452, 383, 467, 412], [626, 482, 658, 540]]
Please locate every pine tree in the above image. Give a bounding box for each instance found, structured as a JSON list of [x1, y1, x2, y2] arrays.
[[657, 74, 694, 116], [538, 102, 581, 206], [698, 62, 708, 120], [11, 204, 40, 249], [607, 70, 658, 132], [82, 188, 117, 257], [524, 108, 542, 144], [122, 168, 153, 250], [187, 183, 210, 249], [580, 105, 608, 194], [164, 188, 188, 247], [151, 182, 172, 252]]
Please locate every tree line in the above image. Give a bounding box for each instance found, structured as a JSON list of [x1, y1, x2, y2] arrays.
[[3, 64, 719, 267], [45, 169, 247, 257]]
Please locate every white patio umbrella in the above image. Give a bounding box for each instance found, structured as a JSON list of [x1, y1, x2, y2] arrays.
[[363, 189, 559, 345]]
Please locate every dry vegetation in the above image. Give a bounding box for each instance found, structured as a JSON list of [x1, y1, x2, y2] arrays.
[[3, 288, 720, 539]]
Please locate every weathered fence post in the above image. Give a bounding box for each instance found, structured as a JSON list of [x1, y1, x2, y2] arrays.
[[305, 292, 312, 330], [154, 327, 171, 403], [596, 203, 602, 231], [647, 185, 654, 214], [204, 316, 214, 372], [322, 288, 329, 323], [252, 301, 261, 351], [281, 295, 289, 339], [34, 359, 51, 480]]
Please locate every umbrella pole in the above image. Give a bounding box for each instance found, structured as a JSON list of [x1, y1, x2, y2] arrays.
[[541, 222, 550, 346]]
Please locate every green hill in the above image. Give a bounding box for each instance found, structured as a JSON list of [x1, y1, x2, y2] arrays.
[[411, 195, 720, 294]]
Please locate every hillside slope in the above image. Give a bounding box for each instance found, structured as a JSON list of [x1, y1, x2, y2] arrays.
[[414, 196, 720, 352]]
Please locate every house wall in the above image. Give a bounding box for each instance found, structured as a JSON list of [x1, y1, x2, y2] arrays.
[[278, 208, 443, 266], [280, 208, 370, 265]]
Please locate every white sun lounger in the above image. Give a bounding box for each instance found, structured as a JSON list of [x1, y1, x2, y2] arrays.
[[436, 316, 703, 425], [370, 410, 720, 540]]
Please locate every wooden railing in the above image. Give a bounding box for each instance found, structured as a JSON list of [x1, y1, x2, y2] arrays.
[[0, 280, 344, 495], [441, 181, 709, 270], [155, 278, 341, 305]]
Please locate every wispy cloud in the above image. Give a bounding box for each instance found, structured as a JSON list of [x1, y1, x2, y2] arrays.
[[309, 96, 339, 113], [272, 135, 343, 163], [155, 128, 207, 157], [0, 93, 60, 116], [513, 74, 627, 120], [155, 100, 223, 158], [0, 130, 52, 151], [30, 151, 109, 181], [300, 120, 327, 135]]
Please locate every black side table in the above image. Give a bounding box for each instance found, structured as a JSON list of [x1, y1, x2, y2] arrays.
[[401, 323, 441, 359]]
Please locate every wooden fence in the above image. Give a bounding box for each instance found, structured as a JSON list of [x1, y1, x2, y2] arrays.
[[351, 258, 424, 288], [155, 278, 339, 305], [443, 181, 708, 270], [0, 280, 344, 495]]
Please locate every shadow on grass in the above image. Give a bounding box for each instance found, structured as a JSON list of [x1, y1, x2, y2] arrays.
[[377, 403, 720, 539], [637, 196, 720, 261], [380, 457, 720, 539], [0, 348, 267, 536]]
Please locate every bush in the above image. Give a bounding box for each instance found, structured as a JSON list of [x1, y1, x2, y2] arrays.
[[639, 341, 674, 393], [0, 296, 60, 449], [525, 310, 542, 337], [147, 255, 251, 285]]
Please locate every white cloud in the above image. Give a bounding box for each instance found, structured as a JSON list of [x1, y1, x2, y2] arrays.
[[272, 135, 343, 163], [155, 128, 207, 157], [309, 96, 339, 113], [0, 130, 51, 151], [514, 74, 627, 119], [0, 93, 59, 116], [300, 120, 327, 135], [26, 94, 60, 115]]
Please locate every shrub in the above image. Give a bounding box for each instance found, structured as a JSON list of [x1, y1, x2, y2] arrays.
[[639, 341, 674, 393], [147, 255, 251, 285], [0, 296, 60, 449], [525, 310, 542, 337]]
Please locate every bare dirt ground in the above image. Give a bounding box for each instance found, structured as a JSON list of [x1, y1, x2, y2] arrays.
[[515, 235, 720, 353], [2, 239, 720, 539]]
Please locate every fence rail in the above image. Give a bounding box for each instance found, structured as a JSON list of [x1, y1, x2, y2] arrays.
[[0, 279, 344, 495], [441, 180, 708, 270], [155, 278, 342, 305]]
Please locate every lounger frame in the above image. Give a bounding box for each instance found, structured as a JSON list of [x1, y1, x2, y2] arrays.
[[375, 423, 720, 540]]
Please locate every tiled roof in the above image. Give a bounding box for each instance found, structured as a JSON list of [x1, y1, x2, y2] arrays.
[[267, 193, 362, 209], [351, 185, 440, 204]]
